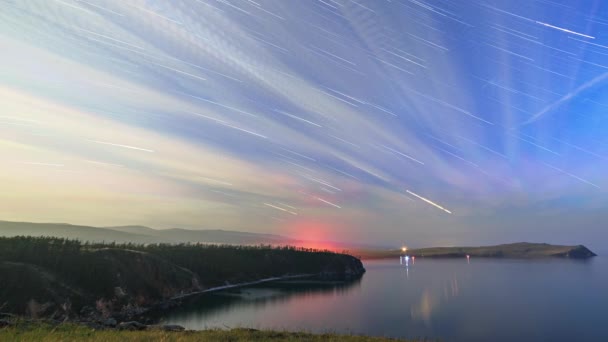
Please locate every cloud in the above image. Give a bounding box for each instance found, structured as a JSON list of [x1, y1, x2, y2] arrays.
[[0, 0, 606, 248]]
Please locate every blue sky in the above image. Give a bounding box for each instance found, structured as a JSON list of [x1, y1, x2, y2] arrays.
[[1, 0, 608, 251]]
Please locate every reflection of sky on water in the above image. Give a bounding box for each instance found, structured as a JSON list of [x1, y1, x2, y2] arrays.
[[163, 258, 608, 342], [410, 278, 460, 325], [162, 279, 362, 329]]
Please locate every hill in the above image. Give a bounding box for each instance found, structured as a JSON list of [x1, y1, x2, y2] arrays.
[[0, 236, 365, 322], [0, 221, 156, 244], [0, 220, 297, 245], [357, 242, 596, 259], [0, 220, 389, 252], [110, 226, 293, 245]]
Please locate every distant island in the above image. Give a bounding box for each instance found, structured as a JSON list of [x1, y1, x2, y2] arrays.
[[357, 242, 597, 259]]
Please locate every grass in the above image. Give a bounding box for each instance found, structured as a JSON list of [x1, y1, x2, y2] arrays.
[[0, 323, 421, 341]]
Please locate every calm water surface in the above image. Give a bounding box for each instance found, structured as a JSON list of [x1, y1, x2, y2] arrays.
[[162, 257, 608, 341]]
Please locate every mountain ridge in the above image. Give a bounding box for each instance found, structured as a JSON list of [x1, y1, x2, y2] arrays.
[[0, 220, 301, 246]]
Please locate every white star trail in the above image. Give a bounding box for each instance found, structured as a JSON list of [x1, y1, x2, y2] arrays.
[[315, 197, 342, 208], [544, 163, 600, 189], [379, 145, 425, 165], [274, 110, 323, 127], [88, 140, 155, 153], [264, 203, 298, 215], [1, 0, 605, 252], [20, 162, 65, 167], [406, 190, 452, 214], [535, 21, 595, 39]]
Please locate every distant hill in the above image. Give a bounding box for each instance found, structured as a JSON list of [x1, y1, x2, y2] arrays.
[[0, 220, 298, 246], [0, 220, 388, 251], [358, 242, 597, 259], [105, 225, 158, 236], [0, 220, 157, 244], [107, 225, 295, 245]]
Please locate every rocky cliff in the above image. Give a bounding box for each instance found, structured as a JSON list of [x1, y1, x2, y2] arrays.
[[0, 237, 365, 323]]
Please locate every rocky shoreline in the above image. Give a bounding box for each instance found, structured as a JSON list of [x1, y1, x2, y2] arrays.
[[1, 237, 366, 327], [1, 267, 366, 331], [0, 314, 185, 332]]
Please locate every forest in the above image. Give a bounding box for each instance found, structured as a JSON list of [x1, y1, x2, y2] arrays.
[[0, 236, 364, 319]]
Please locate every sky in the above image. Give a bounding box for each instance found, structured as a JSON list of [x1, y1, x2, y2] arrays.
[[1, 0, 608, 251]]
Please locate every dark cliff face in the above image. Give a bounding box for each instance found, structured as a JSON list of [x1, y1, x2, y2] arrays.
[[556, 245, 597, 258], [0, 237, 367, 321], [319, 254, 366, 280], [0, 250, 201, 318]]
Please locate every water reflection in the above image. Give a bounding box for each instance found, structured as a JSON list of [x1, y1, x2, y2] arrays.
[[399, 255, 463, 325], [162, 257, 608, 342], [161, 278, 362, 328], [411, 289, 439, 324], [411, 278, 461, 325]]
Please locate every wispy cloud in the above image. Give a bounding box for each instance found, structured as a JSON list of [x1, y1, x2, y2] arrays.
[[1, 0, 607, 246]]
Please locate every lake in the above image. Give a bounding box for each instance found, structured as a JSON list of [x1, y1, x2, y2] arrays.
[[161, 257, 608, 342]]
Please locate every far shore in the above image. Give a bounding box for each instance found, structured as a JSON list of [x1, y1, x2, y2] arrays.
[[351, 242, 596, 260]]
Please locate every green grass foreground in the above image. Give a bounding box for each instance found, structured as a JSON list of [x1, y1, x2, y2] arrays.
[[0, 323, 421, 342]]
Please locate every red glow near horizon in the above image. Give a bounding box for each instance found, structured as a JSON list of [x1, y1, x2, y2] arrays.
[[283, 219, 341, 251]]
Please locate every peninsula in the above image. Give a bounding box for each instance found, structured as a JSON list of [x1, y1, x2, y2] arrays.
[[357, 242, 597, 259], [0, 236, 365, 326]]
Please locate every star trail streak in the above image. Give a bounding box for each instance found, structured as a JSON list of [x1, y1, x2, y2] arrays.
[[1, 0, 607, 248]]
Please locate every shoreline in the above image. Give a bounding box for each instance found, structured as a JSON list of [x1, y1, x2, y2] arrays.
[[140, 271, 363, 323], [170, 273, 316, 301], [1, 237, 368, 326], [361, 255, 598, 260], [354, 242, 597, 260]]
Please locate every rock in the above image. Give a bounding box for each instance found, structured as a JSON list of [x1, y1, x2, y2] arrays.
[[158, 300, 176, 311], [565, 245, 597, 258], [119, 304, 146, 319], [161, 324, 185, 332], [0, 319, 12, 328], [114, 287, 127, 298], [103, 317, 117, 327], [79, 306, 95, 318], [83, 322, 105, 330], [117, 321, 147, 331]]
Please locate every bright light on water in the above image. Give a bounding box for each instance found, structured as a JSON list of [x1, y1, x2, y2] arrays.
[[163, 258, 608, 342]]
